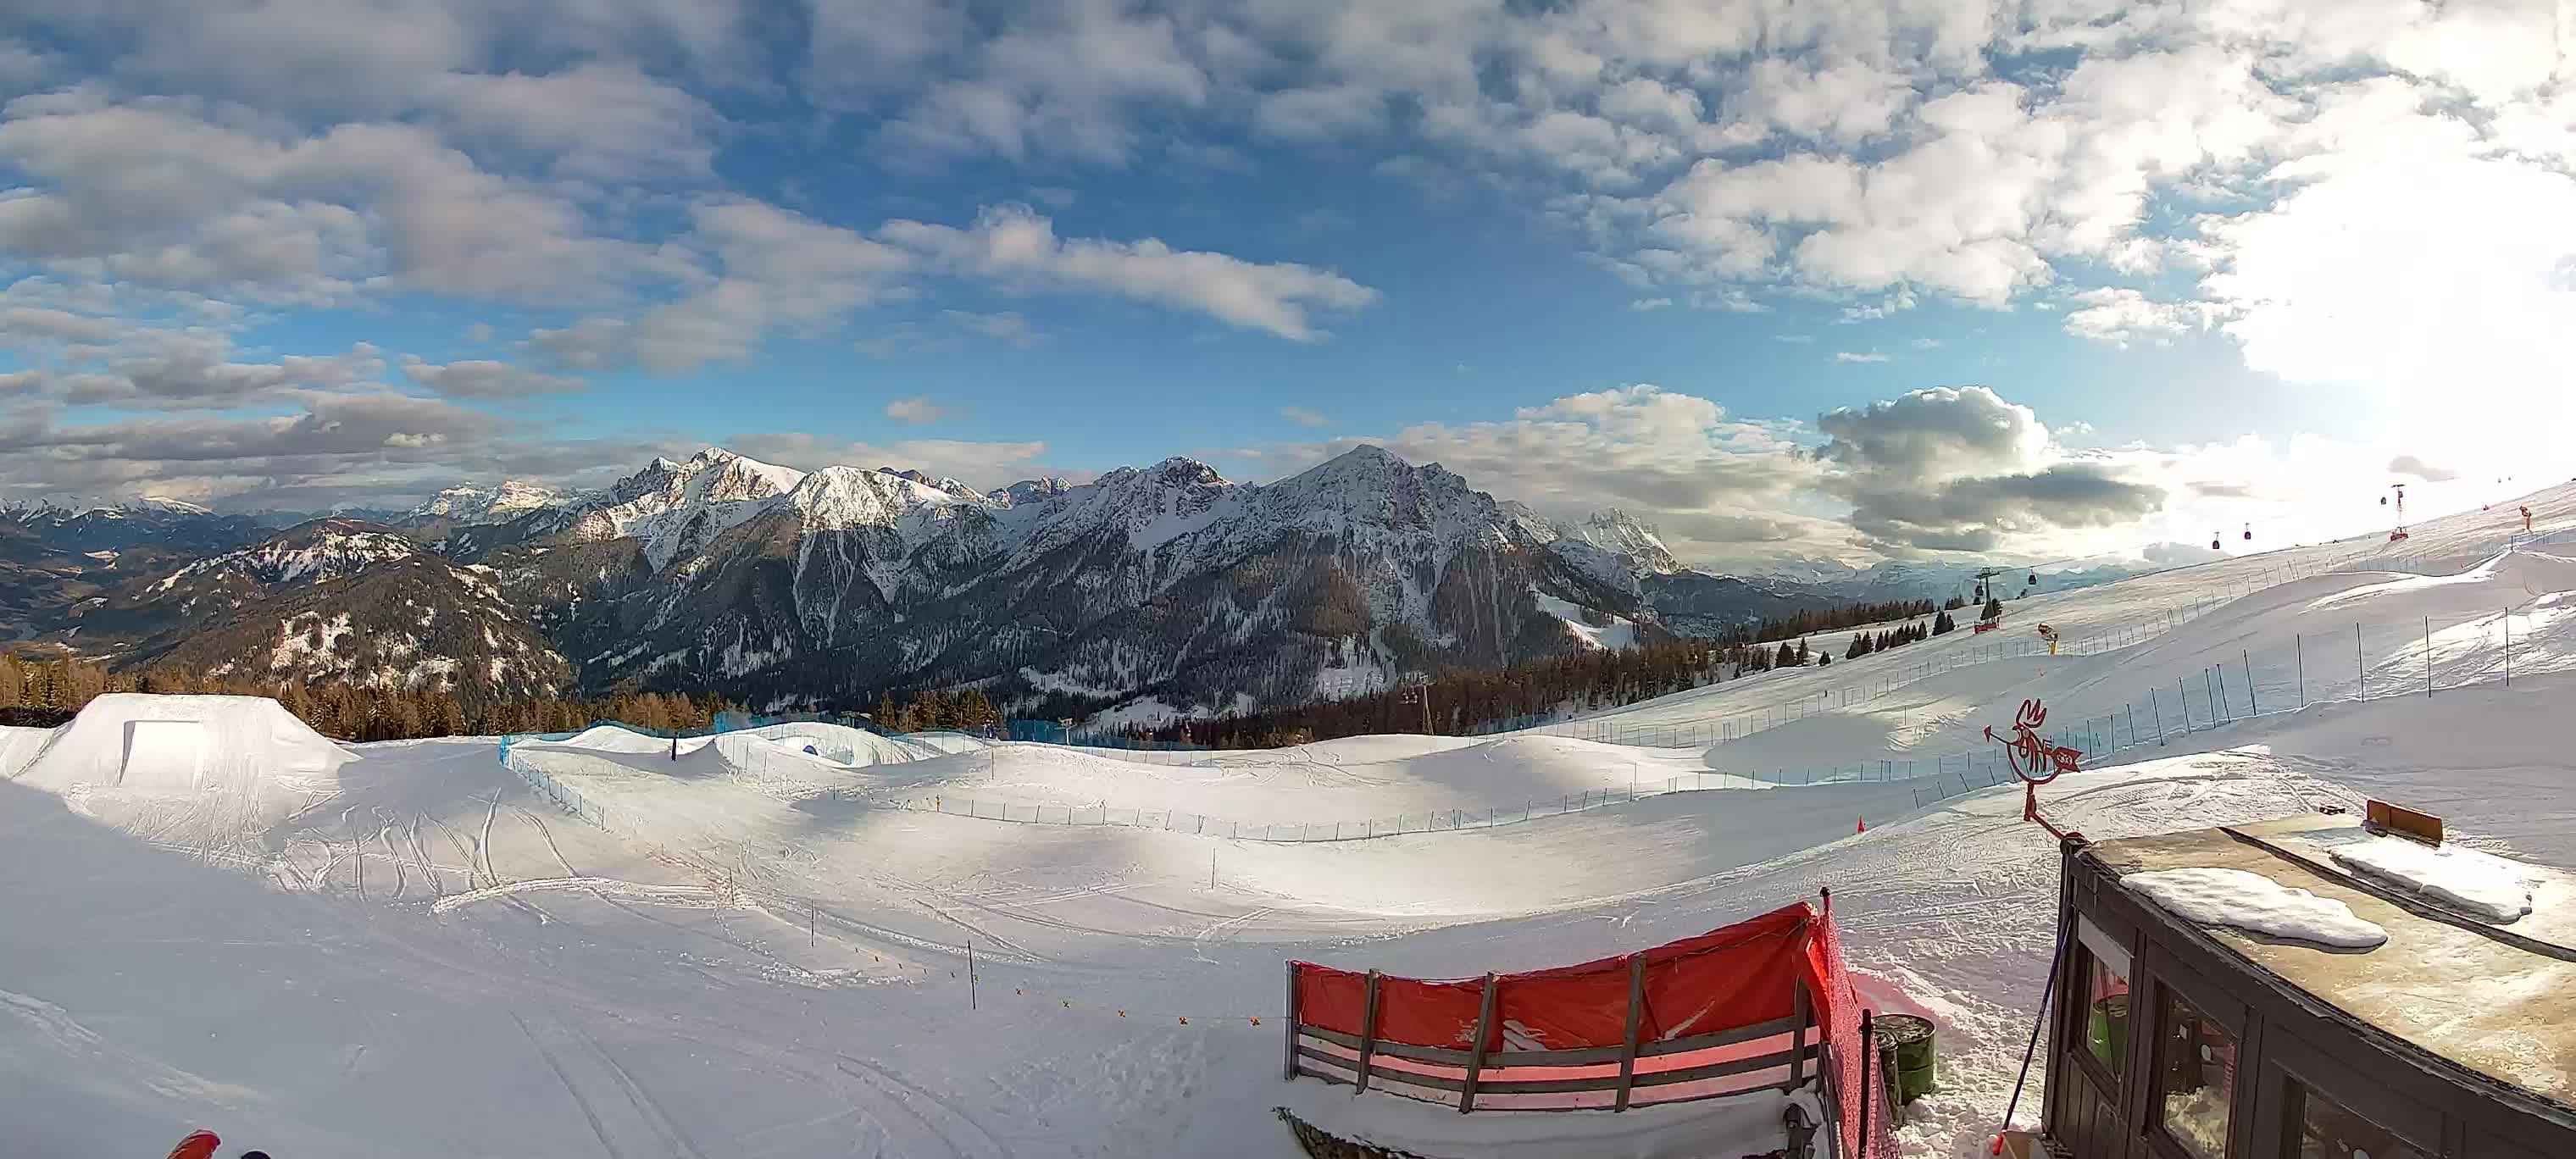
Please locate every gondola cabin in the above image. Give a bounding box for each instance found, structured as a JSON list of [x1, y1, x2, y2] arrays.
[[2037, 811, 2575, 1158]]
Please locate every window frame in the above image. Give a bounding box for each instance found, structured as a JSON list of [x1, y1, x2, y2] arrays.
[[2255, 1023, 2441, 1159], [2069, 916, 2136, 1095], [2141, 953, 2253, 1159]]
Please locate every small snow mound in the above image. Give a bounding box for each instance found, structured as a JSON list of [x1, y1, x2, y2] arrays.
[[741, 722, 934, 766], [2124, 867, 2388, 949], [2328, 836, 2536, 923], [534, 724, 676, 754]]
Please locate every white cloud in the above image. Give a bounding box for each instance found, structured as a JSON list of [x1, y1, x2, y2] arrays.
[[1833, 351, 1888, 363], [1629, 297, 1673, 311], [941, 308, 1046, 347], [884, 396, 951, 424], [1226, 384, 1846, 564], [399, 357, 586, 398], [423, 61, 724, 181], [880, 204, 1377, 340], [2061, 287, 2211, 347], [1279, 406, 1330, 428]]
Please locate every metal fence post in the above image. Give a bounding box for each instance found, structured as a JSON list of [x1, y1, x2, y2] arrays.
[[1280, 965, 1304, 1078], [2177, 679, 2190, 734], [2244, 650, 2257, 715], [2424, 615, 2433, 696], [2296, 634, 2305, 705]]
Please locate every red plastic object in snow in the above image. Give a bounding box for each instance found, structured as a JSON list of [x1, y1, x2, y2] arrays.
[[168, 1132, 220, 1159]]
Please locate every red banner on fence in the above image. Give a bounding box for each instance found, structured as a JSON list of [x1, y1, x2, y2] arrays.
[[1290, 899, 1890, 1158]]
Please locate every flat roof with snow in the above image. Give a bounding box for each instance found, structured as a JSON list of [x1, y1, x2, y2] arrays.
[[2088, 815, 2576, 1112], [2046, 814, 2576, 1159]]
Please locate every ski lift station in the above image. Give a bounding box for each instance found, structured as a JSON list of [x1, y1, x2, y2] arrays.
[[2036, 807, 2575, 1159]]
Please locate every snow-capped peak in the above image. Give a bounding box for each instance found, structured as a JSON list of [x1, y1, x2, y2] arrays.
[[780, 465, 983, 532], [152, 518, 419, 592], [133, 495, 214, 516], [1566, 509, 1680, 575], [991, 477, 1073, 507], [408, 480, 563, 524], [567, 447, 813, 569]]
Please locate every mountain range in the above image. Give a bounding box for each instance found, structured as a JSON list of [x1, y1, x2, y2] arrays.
[[0, 447, 2174, 724]]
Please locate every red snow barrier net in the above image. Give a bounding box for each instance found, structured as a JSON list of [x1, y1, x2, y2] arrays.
[[1287, 899, 1890, 1157]]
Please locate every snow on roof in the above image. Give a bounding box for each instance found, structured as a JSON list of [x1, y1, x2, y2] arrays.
[[2121, 866, 2390, 949], [2328, 834, 2539, 923]]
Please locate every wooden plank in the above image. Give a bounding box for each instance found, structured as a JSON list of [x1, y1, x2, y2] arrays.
[[1458, 972, 1498, 1113], [1626, 1043, 1822, 1090], [1613, 953, 1646, 1112], [2366, 799, 2444, 845], [1785, 979, 1807, 1091], [1292, 1041, 1823, 1098], [1296, 1013, 1808, 1068], [1282, 961, 1302, 1081], [1353, 969, 1383, 1095]]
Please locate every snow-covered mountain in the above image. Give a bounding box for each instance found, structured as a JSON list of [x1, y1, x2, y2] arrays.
[[14, 443, 1980, 718], [60, 518, 566, 702], [402, 480, 563, 526], [455, 444, 1655, 718], [1560, 509, 1681, 575]]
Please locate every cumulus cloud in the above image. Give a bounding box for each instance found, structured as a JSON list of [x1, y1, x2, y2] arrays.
[[2062, 287, 2212, 347], [1815, 385, 2168, 552], [0, 392, 501, 506], [0, 100, 640, 305]]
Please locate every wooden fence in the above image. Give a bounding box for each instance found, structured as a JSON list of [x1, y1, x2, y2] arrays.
[[1285, 963, 1824, 1114]]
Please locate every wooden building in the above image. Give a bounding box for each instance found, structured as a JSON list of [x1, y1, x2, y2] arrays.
[[2039, 813, 2575, 1158]]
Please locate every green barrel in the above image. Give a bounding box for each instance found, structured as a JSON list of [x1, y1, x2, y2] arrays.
[[2088, 995, 2129, 1072], [1877, 1013, 1937, 1104]]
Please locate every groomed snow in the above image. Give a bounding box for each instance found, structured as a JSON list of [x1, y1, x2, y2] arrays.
[[2121, 868, 2389, 949], [6, 483, 2576, 1157], [2326, 835, 2537, 923]]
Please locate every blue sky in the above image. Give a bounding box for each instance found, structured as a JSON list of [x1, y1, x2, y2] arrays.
[[0, 2, 2567, 566]]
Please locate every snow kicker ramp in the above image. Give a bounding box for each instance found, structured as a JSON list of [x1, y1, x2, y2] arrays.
[[9, 694, 350, 797]]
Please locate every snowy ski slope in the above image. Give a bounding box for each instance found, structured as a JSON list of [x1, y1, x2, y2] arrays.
[[3, 482, 2574, 1157]]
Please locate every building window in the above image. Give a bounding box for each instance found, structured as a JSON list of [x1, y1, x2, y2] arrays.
[[2286, 1079, 2429, 1159], [2154, 990, 2238, 1159], [2083, 952, 2130, 1079]]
